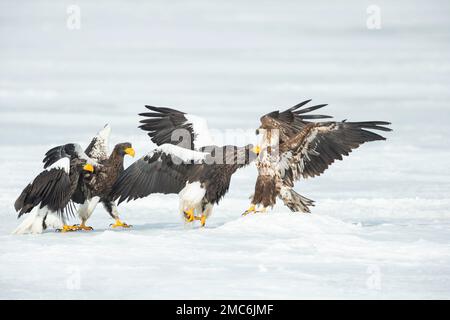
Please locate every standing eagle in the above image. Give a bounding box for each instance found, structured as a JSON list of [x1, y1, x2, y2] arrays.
[[244, 99, 392, 214], [111, 106, 258, 226], [13, 145, 95, 234], [41, 125, 136, 231]]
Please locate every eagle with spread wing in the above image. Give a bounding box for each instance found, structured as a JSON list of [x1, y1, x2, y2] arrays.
[[111, 106, 259, 227], [13, 144, 95, 234], [244, 99, 392, 215], [41, 125, 136, 231]]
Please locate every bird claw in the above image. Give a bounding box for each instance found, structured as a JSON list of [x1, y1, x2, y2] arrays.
[[75, 224, 94, 231], [242, 205, 266, 216], [193, 215, 207, 227], [183, 209, 196, 223], [110, 219, 132, 229], [184, 209, 206, 227], [56, 225, 79, 233], [242, 205, 257, 216]]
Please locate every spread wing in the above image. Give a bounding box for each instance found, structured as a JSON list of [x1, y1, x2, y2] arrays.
[[139, 106, 215, 150], [85, 124, 111, 161], [278, 121, 392, 186], [43, 143, 95, 169], [43, 144, 98, 205], [259, 99, 333, 143], [111, 144, 208, 204], [14, 167, 75, 218]]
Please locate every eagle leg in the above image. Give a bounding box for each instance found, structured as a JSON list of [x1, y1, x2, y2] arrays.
[[200, 215, 206, 227], [183, 208, 196, 223], [193, 214, 207, 227], [77, 222, 94, 231], [56, 225, 79, 232], [110, 219, 132, 229], [242, 204, 267, 216], [242, 204, 257, 216], [67, 221, 94, 231]]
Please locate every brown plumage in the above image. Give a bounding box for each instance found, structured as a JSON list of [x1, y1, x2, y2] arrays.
[[80, 143, 131, 199], [70, 142, 135, 229], [246, 100, 392, 214], [111, 106, 258, 227], [40, 125, 135, 230]]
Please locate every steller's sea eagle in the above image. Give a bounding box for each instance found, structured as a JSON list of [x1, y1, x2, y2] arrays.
[[111, 106, 259, 227], [41, 125, 135, 231], [13, 147, 95, 234], [244, 99, 392, 215]]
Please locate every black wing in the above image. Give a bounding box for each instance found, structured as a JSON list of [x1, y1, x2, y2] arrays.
[[111, 150, 195, 204], [14, 168, 75, 218], [260, 99, 333, 138], [138, 106, 195, 149], [280, 121, 392, 185], [43, 143, 89, 169], [70, 173, 88, 204]]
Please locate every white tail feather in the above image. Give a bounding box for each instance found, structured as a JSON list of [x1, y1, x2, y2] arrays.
[[44, 213, 64, 230], [13, 211, 45, 235]]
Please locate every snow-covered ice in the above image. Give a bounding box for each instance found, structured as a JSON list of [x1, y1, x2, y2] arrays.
[[1, 0, 450, 299]]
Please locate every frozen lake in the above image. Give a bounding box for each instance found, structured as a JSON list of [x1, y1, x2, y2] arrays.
[[0, 0, 449, 299]]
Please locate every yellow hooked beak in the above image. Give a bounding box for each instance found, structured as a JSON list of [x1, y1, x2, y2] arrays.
[[83, 163, 94, 173], [252, 145, 261, 155], [124, 147, 135, 157]]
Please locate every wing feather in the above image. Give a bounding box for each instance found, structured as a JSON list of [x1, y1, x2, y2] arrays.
[[139, 105, 215, 149], [111, 144, 208, 204], [279, 121, 392, 183], [259, 100, 333, 143], [43, 143, 95, 169], [84, 124, 111, 161], [14, 168, 75, 219]]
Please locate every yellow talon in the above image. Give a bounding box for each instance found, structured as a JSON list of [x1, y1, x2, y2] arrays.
[[200, 215, 206, 227], [193, 214, 207, 227], [58, 225, 77, 232], [184, 208, 195, 223], [110, 219, 132, 228], [184, 209, 206, 226], [242, 204, 256, 216], [78, 223, 93, 231]]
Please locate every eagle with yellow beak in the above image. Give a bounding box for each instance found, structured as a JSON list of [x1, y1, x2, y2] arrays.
[[244, 100, 392, 215], [13, 145, 96, 234], [111, 106, 259, 227], [42, 125, 136, 231]]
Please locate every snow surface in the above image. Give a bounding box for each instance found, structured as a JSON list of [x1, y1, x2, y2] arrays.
[[1, 0, 450, 299]]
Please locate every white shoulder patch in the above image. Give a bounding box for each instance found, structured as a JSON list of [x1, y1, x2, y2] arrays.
[[72, 144, 99, 167], [47, 157, 70, 173], [153, 143, 209, 162], [185, 114, 215, 149]]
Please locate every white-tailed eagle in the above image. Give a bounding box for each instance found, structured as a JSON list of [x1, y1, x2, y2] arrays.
[[244, 99, 392, 214]]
